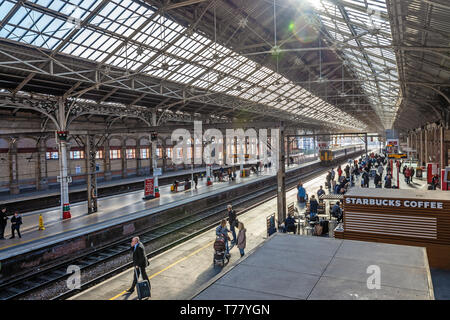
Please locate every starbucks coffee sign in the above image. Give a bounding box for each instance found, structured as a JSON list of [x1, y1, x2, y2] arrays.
[[345, 197, 444, 209]]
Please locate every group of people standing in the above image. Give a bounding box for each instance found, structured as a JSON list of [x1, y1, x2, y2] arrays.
[[325, 165, 352, 195], [214, 167, 237, 182], [296, 181, 320, 220], [0, 207, 23, 239], [402, 165, 415, 185], [215, 204, 247, 258]]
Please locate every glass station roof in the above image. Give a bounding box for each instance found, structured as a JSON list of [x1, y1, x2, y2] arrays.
[[309, 0, 400, 129], [0, 0, 371, 130]]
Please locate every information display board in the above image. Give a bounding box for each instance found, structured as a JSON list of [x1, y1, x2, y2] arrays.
[[144, 178, 154, 198]]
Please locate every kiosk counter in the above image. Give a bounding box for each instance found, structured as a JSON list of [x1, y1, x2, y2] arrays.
[[337, 188, 450, 269]]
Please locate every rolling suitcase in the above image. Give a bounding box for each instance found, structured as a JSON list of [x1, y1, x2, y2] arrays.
[[135, 267, 151, 300]]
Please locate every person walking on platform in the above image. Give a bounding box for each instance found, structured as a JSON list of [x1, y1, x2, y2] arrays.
[[431, 174, 439, 190], [227, 204, 237, 244], [377, 165, 384, 180], [405, 167, 411, 185], [384, 174, 392, 188], [127, 236, 150, 294], [237, 222, 246, 257], [9, 211, 22, 239], [337, 166, 342, 180], [344, 165, 350, 179], [331, 179, 337, 194], [374, 173, 382, 188], [193, 174, 198, 189], [362, 171, 369, 188], [410, 167, 415, 183], [0, 207, 8, 240]]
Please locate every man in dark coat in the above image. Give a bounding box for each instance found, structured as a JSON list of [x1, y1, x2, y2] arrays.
[[362, 171, 370, 188], [227, 204, 237, 244], [374, 173, 382, 188], [10, 211, 22, 239], [193, 174, 198, 189], [0, 207, 8, 240], [127, 236, 150, 294], [331, 202, 343, 223]]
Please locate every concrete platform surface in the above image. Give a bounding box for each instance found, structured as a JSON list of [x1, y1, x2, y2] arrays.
[[193, 234, 434, 300]]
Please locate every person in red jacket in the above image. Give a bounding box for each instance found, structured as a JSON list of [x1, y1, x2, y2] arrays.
[[405, 167, 411, 184], [337, 166, 342, 180]]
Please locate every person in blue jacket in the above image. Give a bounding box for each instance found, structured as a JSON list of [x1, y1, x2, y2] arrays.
[[297, 182, 306, 210]]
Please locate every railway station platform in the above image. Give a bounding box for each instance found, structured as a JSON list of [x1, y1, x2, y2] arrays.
[[354, 162, 428, 191], [69, 162, 445, 300], [194, 234, 434, 300], [0, 160, 318, 262], [0, 165, 226, 203], [69, 164, 327, 300]]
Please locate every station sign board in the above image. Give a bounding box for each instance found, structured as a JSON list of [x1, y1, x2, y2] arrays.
[[386, 139, 399, 154], [388, 153, 407, 159], [144, 178, 154, 197]]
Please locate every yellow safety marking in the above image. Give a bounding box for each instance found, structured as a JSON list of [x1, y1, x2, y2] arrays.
[[109, 290, 127, 301], [109, 240, 214, 300]]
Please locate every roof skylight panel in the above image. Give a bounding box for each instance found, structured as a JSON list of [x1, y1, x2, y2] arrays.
[[3, 7, 44, 45], [218, 77, 239, 89], [259, 73, 279, 87], [177, 64, 205, 79], [42, 0, 91, 17], [342, 0, 366, 7], [0, 1, 14, 22], [265, 82, 284, 94], [191, 79, 210, 89], [246, 70, 268, 84], [253, 88, 272, 102], [239, 91, 255, 100], [209, 83, 228, 92], [237, 62, 254, 74], [143, 54, 175, 75]]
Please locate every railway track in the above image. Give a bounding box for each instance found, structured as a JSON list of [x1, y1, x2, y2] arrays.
[[0, 152, 364, 300]]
